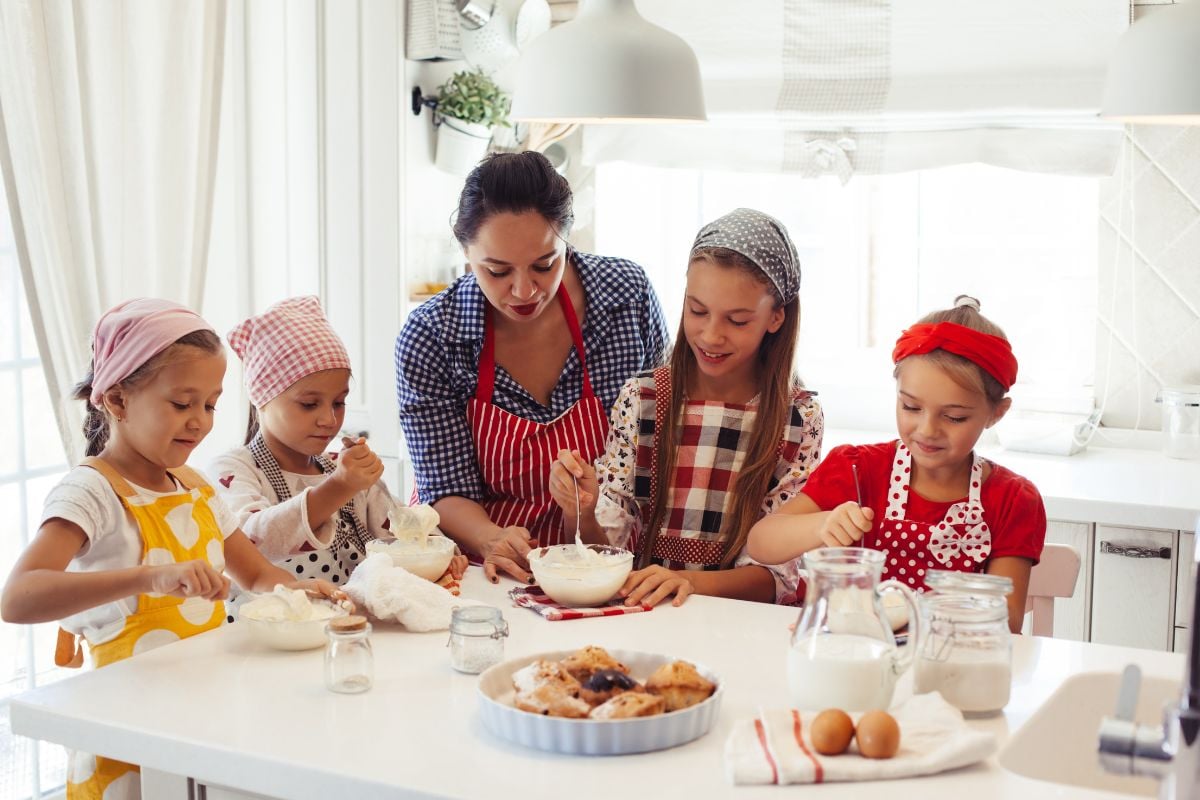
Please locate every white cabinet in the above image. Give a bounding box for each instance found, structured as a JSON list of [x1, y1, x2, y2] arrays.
[[1090, 525, 1177, 651], [1044, 520, 1092, 641]]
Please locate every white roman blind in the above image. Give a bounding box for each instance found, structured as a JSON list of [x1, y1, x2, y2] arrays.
[[583, 0, 1129, 177]]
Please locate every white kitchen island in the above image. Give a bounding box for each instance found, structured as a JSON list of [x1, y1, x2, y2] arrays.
[[11, 572, 1186, 799]]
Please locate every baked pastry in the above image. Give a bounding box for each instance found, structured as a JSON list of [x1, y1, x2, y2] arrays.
[[578, 668, 643, 706], [512, 659, 581, 696], [644, 660, 716, 711], [589, 691, 666, 720], [559, 646, 629, 682], [515, 683, 591, 718]]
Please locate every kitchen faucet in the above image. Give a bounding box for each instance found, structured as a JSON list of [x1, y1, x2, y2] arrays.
[[1098, 523, 1200, 799]]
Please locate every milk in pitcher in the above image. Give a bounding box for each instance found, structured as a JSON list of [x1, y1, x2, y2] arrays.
[[787, 633, 897, 711]]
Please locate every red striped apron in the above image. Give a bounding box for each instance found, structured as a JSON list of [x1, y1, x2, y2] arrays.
[[467, 283, 608, 549]]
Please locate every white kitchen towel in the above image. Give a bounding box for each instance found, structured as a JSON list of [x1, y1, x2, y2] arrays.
[[344, 553, 476, 631], [724, 692, 995, 785]]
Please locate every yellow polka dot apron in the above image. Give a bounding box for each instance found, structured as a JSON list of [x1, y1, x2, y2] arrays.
[[57, 457, 227, 800]]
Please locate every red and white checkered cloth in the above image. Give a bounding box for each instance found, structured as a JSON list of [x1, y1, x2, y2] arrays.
[[508, 585, 653, 621], [228, 296, 351, 406]]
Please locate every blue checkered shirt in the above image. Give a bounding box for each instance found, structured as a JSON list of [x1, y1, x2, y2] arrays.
[[395, 251, 670, 505]]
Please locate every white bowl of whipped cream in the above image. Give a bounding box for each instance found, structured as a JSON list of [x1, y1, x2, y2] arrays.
[[528, 544, 633, 607], [240, 586, 348, 650], [365, 535, 456, 581]]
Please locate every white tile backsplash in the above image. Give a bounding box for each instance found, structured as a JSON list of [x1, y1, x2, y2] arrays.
[[1097, 125, 1200, 430]]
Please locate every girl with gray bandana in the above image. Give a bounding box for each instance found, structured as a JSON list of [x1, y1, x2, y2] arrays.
[[550, 209, 824, 606]]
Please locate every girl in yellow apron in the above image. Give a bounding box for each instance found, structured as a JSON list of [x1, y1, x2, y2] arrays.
[[1, 299, 348, 800]]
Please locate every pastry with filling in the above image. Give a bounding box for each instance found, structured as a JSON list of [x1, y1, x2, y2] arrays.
[[559, 645, 629, 682], [512, 659, 581, 696], [514, 683, 591, 718], [644, 660, 716, 711], [578, 668, 643, 706], [588, 691, 666, 720]]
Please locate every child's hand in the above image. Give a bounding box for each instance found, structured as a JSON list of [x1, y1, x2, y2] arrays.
[[146, 560, 231, 601], [819, 501, 875, 547], [618, 566, 694, 607], [548, 449, 598, 519], [285, 578, 354, 613], [447, 552, 469, 580], [330, 436, 384, 493]]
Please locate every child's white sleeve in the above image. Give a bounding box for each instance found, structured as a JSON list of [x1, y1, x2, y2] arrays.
[[207, 450, 335, 562], [40, 468, 122, 553], [593, 379, 643, 549]]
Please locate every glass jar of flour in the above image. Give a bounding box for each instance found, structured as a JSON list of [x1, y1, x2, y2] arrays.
[[914, 570, 1013, 716]]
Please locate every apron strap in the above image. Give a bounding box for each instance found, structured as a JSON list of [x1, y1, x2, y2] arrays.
[[79, 456, 137, 498], [474, 280, 593, 403], [167, 465, 212, 492], [55, 627, 84, 668]]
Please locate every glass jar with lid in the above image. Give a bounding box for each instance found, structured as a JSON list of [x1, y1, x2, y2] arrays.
[[448, 606, 509, 674], [325, 615, 373, 694], [913, 570, 1013, 716]]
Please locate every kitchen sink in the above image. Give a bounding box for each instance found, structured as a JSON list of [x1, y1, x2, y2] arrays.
[[999, 671, 1180, 797]]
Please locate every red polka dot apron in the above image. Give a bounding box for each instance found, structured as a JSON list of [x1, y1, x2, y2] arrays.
[[875, 442, 991, 591], [467, 283, 608, 549], [59, 457, 227, 800]]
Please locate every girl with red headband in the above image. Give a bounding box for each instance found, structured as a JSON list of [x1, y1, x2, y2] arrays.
[[748, 295, 1045, 631]]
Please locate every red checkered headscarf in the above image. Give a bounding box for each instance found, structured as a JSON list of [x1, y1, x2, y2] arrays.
[[228, 296, 352, 407]]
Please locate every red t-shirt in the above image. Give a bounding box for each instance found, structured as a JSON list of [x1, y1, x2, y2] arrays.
[[802, 441, 1046, 566]]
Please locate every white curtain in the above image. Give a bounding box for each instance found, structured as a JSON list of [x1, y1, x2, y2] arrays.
[[0, 0, 227, 462], [583, 0, 1130, 177]]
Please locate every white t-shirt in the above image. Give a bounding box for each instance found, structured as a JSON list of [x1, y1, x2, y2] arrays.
[[42, 466, 239, 645]]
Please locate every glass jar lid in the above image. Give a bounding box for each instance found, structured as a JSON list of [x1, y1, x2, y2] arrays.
[[1157, 385, 1200, 407], [450, 605, 509, 638], [925, 569, 1013, 597]]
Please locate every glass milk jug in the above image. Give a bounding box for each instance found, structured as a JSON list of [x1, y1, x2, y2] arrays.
[[788, 548, 922, 712]]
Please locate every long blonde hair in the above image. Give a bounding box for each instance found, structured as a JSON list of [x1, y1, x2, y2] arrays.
[[638, 247, 801, 569]]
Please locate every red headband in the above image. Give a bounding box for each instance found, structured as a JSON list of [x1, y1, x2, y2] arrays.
[[892, 322, 1018, 391]]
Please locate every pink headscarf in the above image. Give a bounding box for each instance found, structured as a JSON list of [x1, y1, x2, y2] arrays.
[[227, 296, 351, 407], [90, 298, 215, 408]]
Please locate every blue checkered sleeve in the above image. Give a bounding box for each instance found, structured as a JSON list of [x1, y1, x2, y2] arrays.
[[394, 312, 486, 505]]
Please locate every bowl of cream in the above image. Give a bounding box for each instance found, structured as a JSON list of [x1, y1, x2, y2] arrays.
[[240, 586, 348, 650], [366, 534, 456, 581], [527, 544, 633, 607]]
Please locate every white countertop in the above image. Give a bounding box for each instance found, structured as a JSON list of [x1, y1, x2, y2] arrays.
[[11, 573, 1187, 800], [825, 428, 1200, 532]]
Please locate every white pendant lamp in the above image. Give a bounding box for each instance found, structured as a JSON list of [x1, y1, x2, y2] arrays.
[[1101, 1, 1200, 125], [510, 0, 706, 124]]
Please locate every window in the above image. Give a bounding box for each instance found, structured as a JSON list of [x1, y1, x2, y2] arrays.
[[593, 163, 1098, 430], [0, 187, 69, 798]]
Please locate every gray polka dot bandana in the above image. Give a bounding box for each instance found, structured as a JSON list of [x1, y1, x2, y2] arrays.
[[689, 208, 800, 303]]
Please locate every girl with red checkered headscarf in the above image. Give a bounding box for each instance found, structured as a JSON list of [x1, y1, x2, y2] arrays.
[[210, 296, 466, 596], [747, 296, 1046, 632], [549, 209, 824, 607]]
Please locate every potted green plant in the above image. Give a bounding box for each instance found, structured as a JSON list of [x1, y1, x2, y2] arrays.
[[434, 68, 511, 175]]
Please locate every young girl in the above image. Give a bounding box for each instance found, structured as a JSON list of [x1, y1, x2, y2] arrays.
[[211, 296, 465, 593], [747, 295, 1046, 632], [0, 298, 345, 800], [550, 208, 824, 607]]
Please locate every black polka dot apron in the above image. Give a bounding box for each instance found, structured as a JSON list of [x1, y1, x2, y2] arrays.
[[876, 442, 991, 591]]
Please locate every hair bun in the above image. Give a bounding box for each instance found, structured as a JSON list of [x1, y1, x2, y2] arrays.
[[953, 294, 981, 312]]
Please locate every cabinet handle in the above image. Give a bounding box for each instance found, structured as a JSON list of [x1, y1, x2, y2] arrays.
[[1100, 541, 1172, 559]]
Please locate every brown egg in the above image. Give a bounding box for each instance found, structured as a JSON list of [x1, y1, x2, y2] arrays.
[[809, 708, 855, 755], [855, 710, 901, 759]]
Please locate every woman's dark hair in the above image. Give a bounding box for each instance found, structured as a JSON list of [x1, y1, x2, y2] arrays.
[[451, 151, 574, 246], [73, 329, 223, 457]]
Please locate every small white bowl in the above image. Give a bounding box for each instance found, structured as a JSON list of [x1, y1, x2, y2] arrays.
[[527, 544, 633, 607], [241, 602, 348, 651], [478, 649, 723, 756], [366, 535, 455, 581]]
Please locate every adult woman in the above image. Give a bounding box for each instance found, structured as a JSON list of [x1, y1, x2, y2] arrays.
[[395, 152, 669, 583]]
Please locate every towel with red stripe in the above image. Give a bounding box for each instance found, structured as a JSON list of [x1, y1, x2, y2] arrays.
[[508, 586, 653, 621], [724, 693, 995, 785]]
